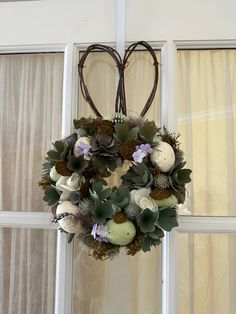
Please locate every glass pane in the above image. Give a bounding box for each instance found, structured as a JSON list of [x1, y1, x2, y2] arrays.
[[179, 233, 236, 314], [0, 228, 57, 314], [0, 53, 64, 211], [72, 236, 162, 314], [177, 49, 236, 215], [79, 50, 161, 124]]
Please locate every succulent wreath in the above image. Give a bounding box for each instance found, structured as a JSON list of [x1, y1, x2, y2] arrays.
[[39, 42, 192, 260]]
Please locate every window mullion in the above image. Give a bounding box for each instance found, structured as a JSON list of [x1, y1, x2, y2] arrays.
[[55, 42, 75, 314]]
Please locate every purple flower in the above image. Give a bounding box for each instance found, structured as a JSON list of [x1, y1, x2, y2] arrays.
[[75, 142, 92, 160], [91, 223, 108, 242], [132, 144, 153, 163]]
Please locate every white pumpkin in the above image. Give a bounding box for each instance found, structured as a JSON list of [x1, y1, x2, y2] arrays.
[[56, 201, 82, 233], [73, 136, 91, 157], [150, 142, 175, 172], [49, 166, 62, 182]]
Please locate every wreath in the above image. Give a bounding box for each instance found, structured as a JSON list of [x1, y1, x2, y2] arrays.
[[39, 42, 192, 260]]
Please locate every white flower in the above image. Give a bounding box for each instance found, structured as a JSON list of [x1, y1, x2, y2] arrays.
[[56, 173, 81, 201], [130, 188, 158, 212]]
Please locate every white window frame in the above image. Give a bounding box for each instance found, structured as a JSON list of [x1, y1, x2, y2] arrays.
[[162, 39, 236, 314], [1, 39, 236, 314]]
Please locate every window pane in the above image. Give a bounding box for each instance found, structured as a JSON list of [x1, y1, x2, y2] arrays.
[[179, 233, 236, 314], [0, 53, 64, 211], [79, 51, 161, 123], [177, 50, 236, 215], [0, 228, 57, 314], [72, 236, 162, 314]]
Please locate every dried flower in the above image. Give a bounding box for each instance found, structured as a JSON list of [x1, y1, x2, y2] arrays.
[[91, 223, 108, 242], [132, 144, 153, 163]]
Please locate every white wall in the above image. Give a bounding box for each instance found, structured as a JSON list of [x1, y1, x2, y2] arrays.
[[0, 0, 235, 46]]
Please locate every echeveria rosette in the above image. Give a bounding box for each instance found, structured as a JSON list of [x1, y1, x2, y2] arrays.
[[132, 144, 153, 163], [91, 133, 118, 156], [121, 163, 154, 188], [168, 161, 192, 191]]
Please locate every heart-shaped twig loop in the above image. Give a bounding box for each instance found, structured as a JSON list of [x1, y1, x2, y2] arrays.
[[78, 41, 159, 118]]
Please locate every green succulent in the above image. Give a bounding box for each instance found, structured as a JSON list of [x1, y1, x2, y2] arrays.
[[44, 140, 68, 172], [158, 207, 178, 231], [43, 186, 61, 206], [73, 117, 94, 130], [111, 185, 130, 208], [67, 155, 88, 174], [137, 208, 158, 233], [74, 128, 87, 137], [114, 121, 139, 144], [169, 161, 192, 191], [90, 200, 113, 224], [121, 163, 154, 188], [89, 181, 111, 201], [91, 133, 118, 156], [141, 226, 164, 252]]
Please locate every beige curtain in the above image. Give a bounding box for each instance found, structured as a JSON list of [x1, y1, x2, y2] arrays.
[[0, 53, 64, 212], [177, 50, 236, 314], [0, 53, 64, 313], [73, 51, 162, 314], [177, 49, 236, 216]]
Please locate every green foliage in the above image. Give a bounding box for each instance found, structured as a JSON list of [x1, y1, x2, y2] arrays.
[[67, 155, 88, 173], [121, 163, 154, 188], [141, 226, 164, 252], [137, 208, 158, 233], [90, 200, 113, 224], [169, 161, 192, 190], [74, 128, 87, 137], [43, 186, 60, 206], [111, 185, 130, 208], [89, 181, 111, 201], [139, 120, 159, 143], [158, 207, 178, 231], [114, 122, 138, 144], [73, 117, 93, 130]]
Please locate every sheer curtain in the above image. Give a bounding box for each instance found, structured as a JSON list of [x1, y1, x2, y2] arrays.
[[0, 53, 64, 314], [72, 51, 162, 314], [177, 50, 236, 314]]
